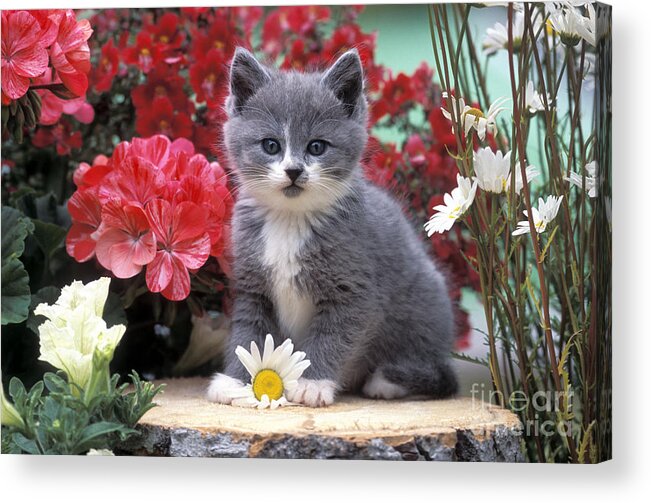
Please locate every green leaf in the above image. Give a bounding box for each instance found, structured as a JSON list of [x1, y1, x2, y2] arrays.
[[1, 207, 34, 325], [103, 291, 127, 328], [26, 286, 61, 334], [75, 421, 134, 453], [31, 219, 67, 259], [11, 432, 40, 454]]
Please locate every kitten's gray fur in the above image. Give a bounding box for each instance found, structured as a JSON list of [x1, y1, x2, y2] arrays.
[[207, 47, 457, 407]]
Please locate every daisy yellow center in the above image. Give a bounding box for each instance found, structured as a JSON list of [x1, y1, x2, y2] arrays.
[[464, 107, 484, 123], [160, 35, 169, 44], [546, 20, 555, 37], [252, 369, 284, 401]]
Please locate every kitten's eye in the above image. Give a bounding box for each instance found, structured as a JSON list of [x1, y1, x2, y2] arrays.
[[262, 138, 281, 155], [307, 140, 328, 156]]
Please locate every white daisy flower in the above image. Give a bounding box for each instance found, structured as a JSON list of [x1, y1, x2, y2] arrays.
[[483, 11, 526, 55], [547, 2, 596, 47], [473, 147, 538, 194], [474, 2, 524, 11], [227, 334, 311, 409], [565, 160, 597, 198], [512, 195, 564, 236], [524, 81, 550, 115], [425, 174, 478, 236], [441, 92, 508, 141]]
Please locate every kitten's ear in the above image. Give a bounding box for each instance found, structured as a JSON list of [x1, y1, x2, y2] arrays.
[[321, 49, 365, 117], [228, 47, 270, 114]]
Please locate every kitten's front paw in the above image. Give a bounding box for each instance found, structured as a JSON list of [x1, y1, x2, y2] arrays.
[[206, 373, 244, 405], [286, 378, 337, 407]]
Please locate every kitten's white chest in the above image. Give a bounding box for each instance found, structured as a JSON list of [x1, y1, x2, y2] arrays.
[[261, 212, 316, 343]]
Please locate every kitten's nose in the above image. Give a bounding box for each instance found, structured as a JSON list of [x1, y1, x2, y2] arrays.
[[285, 167, 304, 183]]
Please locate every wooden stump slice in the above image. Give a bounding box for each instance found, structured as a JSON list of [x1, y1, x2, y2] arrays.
[[120, 377, 523, 461]]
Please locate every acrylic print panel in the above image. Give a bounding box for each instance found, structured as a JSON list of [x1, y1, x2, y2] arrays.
[[0, 2, 611, 463]]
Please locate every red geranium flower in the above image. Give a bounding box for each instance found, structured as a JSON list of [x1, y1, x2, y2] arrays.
[[100, 155, 166, 207], [73, 155, 111, 191], [366, 143, 401, 188], [91, 38, 119, 93], [1, 11, 50, 100], [411, 62, 435, 108], [145, 199, 211, 301], [190, 13, 239, 61], [48, 10, 93, 97], [132, 63, 188, 111], [135, 95, 193, 140], [66, 189, 102, 262], [231, 6, 264, 39], [189, 49, 228, 107], [31, 119, 82, 155], [95, 200, 157, 279], [124, 31, 162, 73], [144, 12, 184, 49], [371, 73, 414, 122]]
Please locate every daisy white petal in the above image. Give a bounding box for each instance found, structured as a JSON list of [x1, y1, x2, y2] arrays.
[[235, 345, 261, 378]]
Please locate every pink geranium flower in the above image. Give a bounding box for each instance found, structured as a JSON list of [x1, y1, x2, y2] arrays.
[[66, 189, 102, 262], [145, 199, 211, 301], [94, 200, 157, 279], [48, 10, 93, 97], [1, 11, 50, 100]]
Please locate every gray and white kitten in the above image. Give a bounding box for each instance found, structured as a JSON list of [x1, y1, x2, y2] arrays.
[[207, 47, 458, 407]]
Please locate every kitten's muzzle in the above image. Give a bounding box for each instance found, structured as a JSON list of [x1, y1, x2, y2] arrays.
[[285, 167, 304, 183]]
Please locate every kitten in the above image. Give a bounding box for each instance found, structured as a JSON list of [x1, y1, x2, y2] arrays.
[[207, 47, 458, 407]]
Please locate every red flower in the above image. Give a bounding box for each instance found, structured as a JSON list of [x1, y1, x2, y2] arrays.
[[411, 62, 435, 108], [31, 119, 82, 155], [135, 96, 193, 140], [66, 189, 102, 262], [372, 72, 415, 121], [37, 89, 94, 125], [189, 49, 228, 107], [95, 200, 157, 279], [231, 7, 264, 39], [323, 25, 382, 90], [190, 13, 239, 61], [73, 157, 111, 192], [131, 63, 188, 110], [1, 11, 50, 100], [91, 38, 119, 93], [124, 32, 162, 73], [144, 12, 184, 49], [48, 10, 93, 97], [366, 143, 401, 188], [100, 155, 166, 207], [145, 199, 211, 301]]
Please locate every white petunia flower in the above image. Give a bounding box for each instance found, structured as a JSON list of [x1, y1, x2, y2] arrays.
[[35, 277, 111, 329], [566, 160, 597, 198], [547, 2, 596, 47], [34, 277, 125, 391], [228, 334, 311, 409], [524, 81, 550, 115], [87, 449, 115, 456], [473, 147, 538, 194], [425, 174, 478, 235], [441, 92, 508, 141], [512, 195, 564, 235], [1, 386, 25, 429]]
